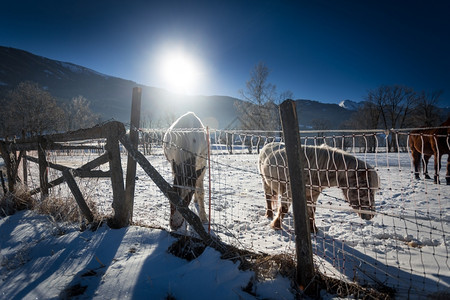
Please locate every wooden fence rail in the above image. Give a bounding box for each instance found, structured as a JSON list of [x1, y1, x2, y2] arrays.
[[0, 121, 131, 227], [0, 90, 319, 296]]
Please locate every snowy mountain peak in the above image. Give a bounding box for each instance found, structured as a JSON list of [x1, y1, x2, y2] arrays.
[[339, 99, 362, 111]]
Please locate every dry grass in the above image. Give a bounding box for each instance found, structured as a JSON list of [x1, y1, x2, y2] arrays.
[[1, 183, 106, 229], [0, 185, 35, 216], [251, 253, 296, 281], [34, 194, 106, 229], [217, 247, 394, 299], [36, 195, 91, 223]]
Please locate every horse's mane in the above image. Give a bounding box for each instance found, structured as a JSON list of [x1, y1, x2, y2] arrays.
[[302, 144, 379, 188], [260, 142, 379, 189]]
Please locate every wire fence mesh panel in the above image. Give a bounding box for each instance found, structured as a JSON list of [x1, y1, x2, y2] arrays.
[[139, 127, 449, 298], [19, 126, 449, 298]]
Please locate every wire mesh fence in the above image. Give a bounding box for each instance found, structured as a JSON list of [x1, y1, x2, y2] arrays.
[[140, 127, 450, 298], [16, 126, 449, 298]]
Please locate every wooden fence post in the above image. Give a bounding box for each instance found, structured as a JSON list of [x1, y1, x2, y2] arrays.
[[0, 142, 13, 193], [21, 130, 27, 186], [0, 170, 7, 194], [22, 151, 27, 186], [125, 87, 142, 220], [279, 100, 315, 293], [37, 137, 49, 199], [105, 122, 128, 228]]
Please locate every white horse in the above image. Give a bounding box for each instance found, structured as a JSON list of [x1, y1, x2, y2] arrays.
[[259, 142, 379, 231], [163, 112, 208, 230]]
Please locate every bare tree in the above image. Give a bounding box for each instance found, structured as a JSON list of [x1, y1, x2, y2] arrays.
[[341, 101, 381, 152], [411, 90, 443, 127], [236, 62, 278, 131], [65, 95, 101, 131], [366, 85, 418, 151], [1, 81, 66, 138], [367, 85, 417, 129], [279, 90, 294, 103]]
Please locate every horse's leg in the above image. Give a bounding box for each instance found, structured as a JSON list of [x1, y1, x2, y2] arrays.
[[412, 149, 421, 180], [264, 181, 275, 218], [434, 153, 441, 184], [307, 191, 320, 233], [270, 199, 289, 230], [270, 187, 290, 230], [194, 170, 207, 222], [170, 203, 185, 230], [423, 155, 431, 180], [446, 155, 450, 185], [265, 194, 276, 219]]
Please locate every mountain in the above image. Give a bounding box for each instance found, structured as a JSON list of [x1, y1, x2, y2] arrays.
[[295, 99, 354, 129], [1, 46, 357, 129], [0, 46, 240, 129], [339, 99, 366, 111]]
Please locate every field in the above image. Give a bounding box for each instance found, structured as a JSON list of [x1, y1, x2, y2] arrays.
[[1, 140, 449, 299]]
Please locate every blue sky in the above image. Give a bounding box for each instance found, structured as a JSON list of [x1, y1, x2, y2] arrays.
[[1, 0, 449, 106]]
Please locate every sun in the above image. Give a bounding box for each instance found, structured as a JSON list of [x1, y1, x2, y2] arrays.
[[159, 50, 202, 94]]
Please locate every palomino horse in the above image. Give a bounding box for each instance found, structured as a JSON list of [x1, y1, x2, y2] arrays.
[[163, 112, 208, 230], [259, 142, 379, 231], [409, 117, 450, 185]]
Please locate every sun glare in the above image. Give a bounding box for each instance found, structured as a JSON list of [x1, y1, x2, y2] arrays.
[[159, 50, 202, 94]]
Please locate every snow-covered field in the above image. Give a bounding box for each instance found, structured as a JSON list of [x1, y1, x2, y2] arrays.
[[1, 138, 449, 299]]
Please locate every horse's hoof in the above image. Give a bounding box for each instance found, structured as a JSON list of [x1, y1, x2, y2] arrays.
[[425, 175, 431, 180], [446, 177, 450, 185], [265, 210, 273, 219], [270, 220, 282, 230], [169, 221, 183, 231]]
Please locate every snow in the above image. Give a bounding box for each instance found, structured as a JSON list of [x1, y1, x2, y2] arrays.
[[1, 143, 450, 299], [57, 61, 111, 79], [0, 211, 293, 299], [338, 99, 362, 110]]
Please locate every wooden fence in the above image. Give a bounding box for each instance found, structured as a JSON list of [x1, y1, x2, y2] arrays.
[[0, 95, 317, 294]]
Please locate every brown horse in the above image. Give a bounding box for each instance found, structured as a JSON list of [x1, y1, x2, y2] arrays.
[[409, 117, 450, 185]]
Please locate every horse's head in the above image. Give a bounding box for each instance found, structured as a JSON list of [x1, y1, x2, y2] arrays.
[[341, 167, 379, 221]]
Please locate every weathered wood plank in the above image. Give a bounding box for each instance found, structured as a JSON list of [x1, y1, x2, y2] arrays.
[[0, 141, 16, 192], [37, 139, 49, 198], [279, 100, 315, 293], [30, 177, 65, 196], [62, 169, 94, 222], [125, 87, 142, 220], [105, 136, 128, 228], [27, 153, 110, 195], [4, 141, 102, 152], [0, 170, 7, 194], [5, 121, 124, 147]]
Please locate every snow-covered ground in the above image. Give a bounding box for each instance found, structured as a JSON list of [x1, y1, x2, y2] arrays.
[[0, 211, 293, 300], [1, 139, 449, 299]]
